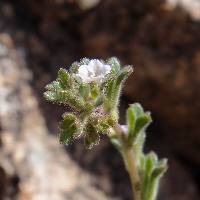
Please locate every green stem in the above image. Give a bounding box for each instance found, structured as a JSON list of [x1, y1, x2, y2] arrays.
[[113, 124, 141, 200]]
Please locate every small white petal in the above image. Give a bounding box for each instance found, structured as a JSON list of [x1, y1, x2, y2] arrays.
[[86, 62, 95, 75], [120, 125, 128, 134], [89, 60, 101, 75], [104, 64, 111, 74], [77, 65, 89, 81], [78, 65, 88, 75], [76, 59, 112, 84]]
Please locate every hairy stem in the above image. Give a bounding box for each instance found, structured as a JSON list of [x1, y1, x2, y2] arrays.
[[122, 147, 141, 200], [113, 124, 141, 200]]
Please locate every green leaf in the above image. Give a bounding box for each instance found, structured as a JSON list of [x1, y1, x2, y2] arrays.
[[70, 62, 79, 73], [139, 154, 146, 172], [97, 115, 115, 133], [151, 159, 168, 179], [134, 113, 152, 135], [116, 66, 133, 85], [45, 81, 61, 91], [130, 103, 144, 118], [141, 153, 156, 200], [141, 154, 168, 200], [103, 79, 116, 111], [126, 104, 151, 145], [127, 105, 136, 138], [103, 65, 132, 113], [44, 91, 58, 102], [133, 132, 146, 160], [107, 57, 121, 73], [145, 153, 157, 177], [95, 95, 104, 107], [44, 89, 87, 112], [98, 123, 110, 133], [103, 66, 133, 112], [104, 77, 115, 98], [58, 68, 70, 89], [90, 82, 99, 99], [144, 178, 159, 200], [79, 84, 90, 100], [59, 113, 79, 144], [84, 122, 100, 149], [44, 90, 72, 104]]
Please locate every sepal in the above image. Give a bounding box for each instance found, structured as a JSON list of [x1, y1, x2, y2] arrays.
[[103, 66, 133, 113], [45, 81, 61, 91], [58, 68, 70, 89], [70, 62, 79, 73], [84, 120, 100, 149], [79, 84, 90, 100], [116, 65, 133, 85], [106, 57, 121, 73], [90, 82, 100, 99], [59, 113, 80, 144]]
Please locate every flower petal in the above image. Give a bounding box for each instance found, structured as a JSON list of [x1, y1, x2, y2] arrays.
[[77, 65, 89, 81], [87, 60, 96, 75], [120, 125, 128, 135], [76, 59, 112, 84], [104, 64, 111, 74]]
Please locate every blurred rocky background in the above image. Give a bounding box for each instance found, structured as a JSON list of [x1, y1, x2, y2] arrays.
[[0, 0, 200, 199]]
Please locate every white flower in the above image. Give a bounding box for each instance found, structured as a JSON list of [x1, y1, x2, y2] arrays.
[[120, 125, 128, 134], [76, 59, 111, 83]]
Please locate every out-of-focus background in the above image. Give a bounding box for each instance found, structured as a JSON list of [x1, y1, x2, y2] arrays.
[[0, 0, 200, 199]]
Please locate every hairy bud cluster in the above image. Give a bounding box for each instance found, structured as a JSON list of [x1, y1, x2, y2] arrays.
[[44, 57, 132, 148]]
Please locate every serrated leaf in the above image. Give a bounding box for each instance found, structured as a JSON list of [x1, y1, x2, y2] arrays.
[[59, 113, 79, 144], [58, 68, 70, 89]]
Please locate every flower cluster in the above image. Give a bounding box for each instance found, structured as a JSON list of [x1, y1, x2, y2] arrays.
[[76, 59, 111, 83], [44, 57, 133, 148]]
